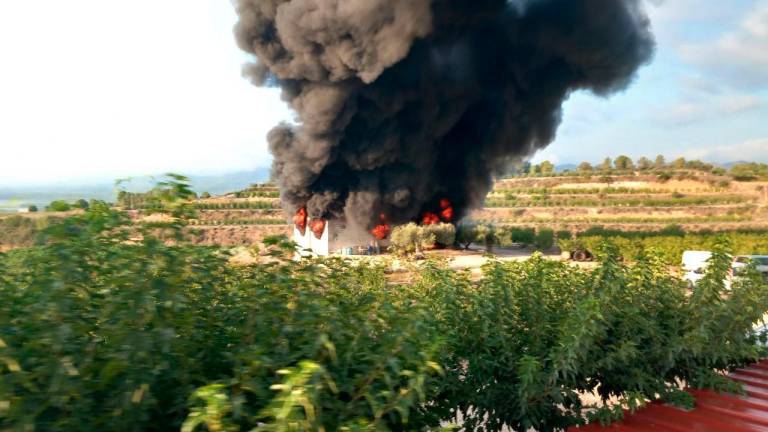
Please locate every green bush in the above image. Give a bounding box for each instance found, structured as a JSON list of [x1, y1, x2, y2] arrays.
[[2, 205, 768, 431], [389, 223, 435, 255], [456, 223, 478, 249], [424, 223, 456, 247], [730, 162, 768, 181], [475, 223, 497, 251], [535, 228, 555, 250], [47, 200, 72, 212], [512, 227, 536, 245]]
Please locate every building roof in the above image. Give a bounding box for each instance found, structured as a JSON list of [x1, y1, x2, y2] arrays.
[[571, 359, 768, 432]]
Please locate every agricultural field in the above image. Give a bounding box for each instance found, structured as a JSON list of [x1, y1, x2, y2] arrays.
[[184, 170, 768, 246], [3, 169, 768, 254], [183, 184, 292, 246], [477, 173, 768, 233], [182, 171, 768, 258]]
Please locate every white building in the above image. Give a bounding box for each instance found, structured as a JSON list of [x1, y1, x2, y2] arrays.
[[294, 219, 386, 257]]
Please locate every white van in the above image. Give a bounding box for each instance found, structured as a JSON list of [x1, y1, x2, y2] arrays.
[[732, 256, 768, 279], [682, 251, 712, 288]]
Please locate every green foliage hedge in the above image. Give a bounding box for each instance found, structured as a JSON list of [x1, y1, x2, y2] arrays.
[[2, 206, 768, 431], [560, 229, 768, 265]]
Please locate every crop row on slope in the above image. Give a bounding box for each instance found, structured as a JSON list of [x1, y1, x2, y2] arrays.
[[503, 215, 752, 225], [485, 195, 750, 208], [193, 201, 280, 210], [492, 187, 727, 195]]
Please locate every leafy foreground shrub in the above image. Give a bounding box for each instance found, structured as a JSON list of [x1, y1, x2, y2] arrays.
[[419, 244, 768, 430], [0, 208, 441, 431], [2, 207, 768, 431]]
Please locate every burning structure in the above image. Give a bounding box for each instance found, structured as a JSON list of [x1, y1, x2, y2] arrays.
[[234, 0, 655, 255], [293, 209, 385, 256]]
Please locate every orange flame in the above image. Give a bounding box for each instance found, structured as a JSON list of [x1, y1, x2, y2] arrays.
[[371, 213, 391, 240], [421, 199, 454, 225], [371, 224, 391, 240], [294, 207, 308, 235], [309, 219, 326, 239], [439, 199, 454, 222], [422, 212, 440, 225]]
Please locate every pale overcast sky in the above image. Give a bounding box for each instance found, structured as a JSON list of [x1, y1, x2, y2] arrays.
[[0, 0, 766, 186]]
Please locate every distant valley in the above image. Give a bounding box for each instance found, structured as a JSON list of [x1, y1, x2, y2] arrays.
[[0, 168, 270, 212]]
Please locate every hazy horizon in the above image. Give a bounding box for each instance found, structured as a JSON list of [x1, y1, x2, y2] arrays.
[[1, 154, 765, 191], [0, 168, 272, 212]]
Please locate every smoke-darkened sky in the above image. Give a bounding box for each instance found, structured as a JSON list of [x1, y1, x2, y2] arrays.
[[0, 0, 766, 187]]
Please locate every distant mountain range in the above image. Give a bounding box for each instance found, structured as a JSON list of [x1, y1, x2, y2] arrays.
[[0, 168, 271, 212]]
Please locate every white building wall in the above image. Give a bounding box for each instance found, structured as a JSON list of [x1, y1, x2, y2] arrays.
[[294, 220, 377, 257], [294, 226, 313, 256], [309, 222, 330, 256]]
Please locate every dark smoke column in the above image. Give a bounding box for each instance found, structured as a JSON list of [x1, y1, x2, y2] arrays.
[[235, 0, 655, 230]]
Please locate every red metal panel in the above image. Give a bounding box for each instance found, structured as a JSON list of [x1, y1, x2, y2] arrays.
[[643, 403, 768, 432], [569, 361, 768, 432], [732, 374, 768, 391], [690, 391, 768, 427], [743, 385, 768, 402], [737, 369, 768, 380]]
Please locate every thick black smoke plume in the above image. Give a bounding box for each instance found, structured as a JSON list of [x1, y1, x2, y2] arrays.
[[235, 0, 655, 230]]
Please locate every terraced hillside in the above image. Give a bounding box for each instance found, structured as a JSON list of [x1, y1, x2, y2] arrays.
[[183, 184, 291, 246], [3, 167, 767, 250], [184, 171, 768, 245], [473, 174, 768, 233]]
